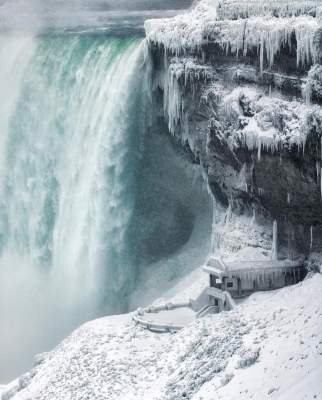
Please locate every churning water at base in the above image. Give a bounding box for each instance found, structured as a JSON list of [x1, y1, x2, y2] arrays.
[[0, 34, 147, 381]]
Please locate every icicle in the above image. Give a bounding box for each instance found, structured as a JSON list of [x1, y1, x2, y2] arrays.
[[310, 226, 313, 252], [287, 193, 291, 205], [271, 220, 278, 261], [287, 234, 291, 260], [303, 79, 312, 105], [225, 200, 233, 224], [320, 138, 322, 199], [316, 161, 320, 186], [258, 187, 264, 197], [210, 196, 221, 255], [257, 137, 262, 161], [260, 31, 264, 75], [251, 209, 256, 225]]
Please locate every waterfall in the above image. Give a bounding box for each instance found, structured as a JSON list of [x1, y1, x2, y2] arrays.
[[0, 34, 147, 381]]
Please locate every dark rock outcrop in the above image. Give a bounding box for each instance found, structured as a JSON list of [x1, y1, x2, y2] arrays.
[[145, 1, 322, 258]]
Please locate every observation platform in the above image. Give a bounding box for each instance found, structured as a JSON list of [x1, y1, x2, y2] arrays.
[[132, 302, 196, 333]]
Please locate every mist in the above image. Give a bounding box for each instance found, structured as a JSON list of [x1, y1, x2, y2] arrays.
[[0, 0, 193, 34]]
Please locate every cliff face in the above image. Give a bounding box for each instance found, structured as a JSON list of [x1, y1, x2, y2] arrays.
[[145, 0, 322, 261]]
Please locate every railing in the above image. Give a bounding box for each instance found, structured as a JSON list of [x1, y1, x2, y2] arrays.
[[196, 305, 219, 318], [224, 291, 236, 311], [143, 301, 191, 314], [132, 313, 184, 333], [132, 301, 192, 333], [206, 287, 226, 301], [133, 287, 237, 333]]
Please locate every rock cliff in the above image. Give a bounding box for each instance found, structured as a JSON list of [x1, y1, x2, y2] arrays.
[[145, 0, 322, 262]]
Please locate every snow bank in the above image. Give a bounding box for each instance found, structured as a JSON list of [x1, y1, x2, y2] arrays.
[[7, 273, 322, 400], [192, 274, 322, 400]]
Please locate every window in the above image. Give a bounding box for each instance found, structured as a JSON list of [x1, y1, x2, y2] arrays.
[[227, 282, 234, 288]]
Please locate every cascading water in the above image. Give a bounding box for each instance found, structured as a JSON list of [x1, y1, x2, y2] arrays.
[[0, 3, 210, 383], [0, 34, 147, 381]]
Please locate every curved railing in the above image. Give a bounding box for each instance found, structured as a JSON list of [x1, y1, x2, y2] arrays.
[[133, 289, 236, 333], [196, 305, 219, 318], [132, 301, 192, 333]]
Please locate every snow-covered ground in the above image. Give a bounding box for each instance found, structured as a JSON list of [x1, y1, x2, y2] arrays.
[[140, 307, 196, 326], [4, 271, 322, 400]]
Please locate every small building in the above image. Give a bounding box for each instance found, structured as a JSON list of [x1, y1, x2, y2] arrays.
[[203, 257, 306, 301]]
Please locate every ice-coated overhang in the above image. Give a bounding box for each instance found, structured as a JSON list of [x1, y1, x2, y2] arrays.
[[217, 0, 322, 20]]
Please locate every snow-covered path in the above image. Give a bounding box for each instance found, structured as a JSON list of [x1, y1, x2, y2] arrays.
[[6, 274, 322, 400]]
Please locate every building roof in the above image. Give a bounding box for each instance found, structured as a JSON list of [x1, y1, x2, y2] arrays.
[[203, 257, 304, 277]]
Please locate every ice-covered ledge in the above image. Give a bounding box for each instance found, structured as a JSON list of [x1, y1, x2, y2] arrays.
[[145, 0, 217, 53], [145, 0, 321, 70], [217, 0, 322, 20]]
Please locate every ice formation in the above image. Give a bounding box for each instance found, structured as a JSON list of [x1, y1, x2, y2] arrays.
[[206, 16, 319, 74], [310, 225, 314, 251], [303, 64, 322, 102], [287, 192, 291, 205], [145, 0, 217, 54], [146, 0, 320, 75], [222, 87, 318, 156], [153, 51, 322, 159], [217, 0, 322, 20], [151, 55, 213, 144]]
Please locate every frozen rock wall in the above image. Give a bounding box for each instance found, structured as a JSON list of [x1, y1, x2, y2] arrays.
[[145, 0, 322, 260]]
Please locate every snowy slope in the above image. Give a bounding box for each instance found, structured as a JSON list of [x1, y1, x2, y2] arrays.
[[193, 274, 322, 400], [4, 273, 322, 400]]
